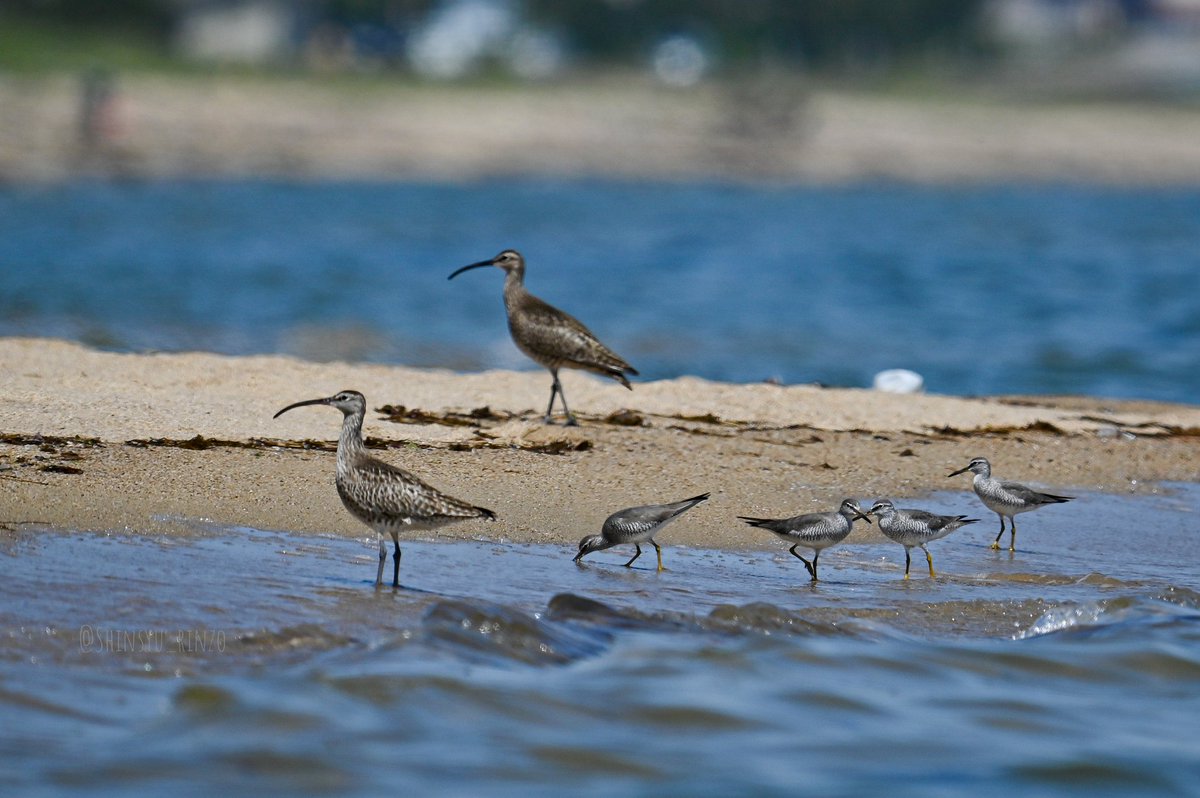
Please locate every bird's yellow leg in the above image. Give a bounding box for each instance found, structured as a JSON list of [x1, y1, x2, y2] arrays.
[[923, 546, 936, 578], [1008, 519, 1017, 553], [652, 540, 665, 572]]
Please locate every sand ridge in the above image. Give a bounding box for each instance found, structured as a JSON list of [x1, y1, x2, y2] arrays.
[[2, 337, 1198, 549]]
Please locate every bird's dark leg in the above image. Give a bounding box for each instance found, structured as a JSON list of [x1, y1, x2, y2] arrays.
[[556, 374, 577, 426], [651, 540, 665, 572], [811, 550, 821, 582], [903, 548, 912, 579], [375, 536, 387, 587], [922, 545, 936, 578], [392, 536, 402, 588], [991, 515, 1005, 550], [623, 544, 642, 567], [789, 544, 816, 580], [543, 372, 560, 424], [1008, 517, 1017, 553]]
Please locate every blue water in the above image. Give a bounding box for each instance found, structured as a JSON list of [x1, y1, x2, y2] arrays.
[[2, 486, 1200, 796], [1, 180, 1198, 402]]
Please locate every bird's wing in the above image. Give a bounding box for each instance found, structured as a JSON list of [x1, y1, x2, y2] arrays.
[[738, 516, 792, 533], [999, 479, 1071, 504], [511, 293, 636, 376], [995, 479, 1039, 503], [341, 454, 494, 521], [602, 515, 658, 538], [901, 509, 955, 530]]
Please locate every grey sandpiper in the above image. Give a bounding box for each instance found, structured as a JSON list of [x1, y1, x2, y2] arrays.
[[449, 249, 638, 426], [274, 390, 495, 587], [948, 456, 1073, 552], [574, 493, 710, 571], [738, 498, 871, 581], [866, 499, 978, 579]]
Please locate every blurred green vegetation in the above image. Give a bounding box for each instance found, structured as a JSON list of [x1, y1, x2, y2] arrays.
[[0, 17, 177, 72], [1, 0, 990, 76], [527, 0, 989, 68]]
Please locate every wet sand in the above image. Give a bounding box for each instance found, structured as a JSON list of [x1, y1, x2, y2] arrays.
[[2, 337, 1197, 547], [5, 74, 1200, 184]]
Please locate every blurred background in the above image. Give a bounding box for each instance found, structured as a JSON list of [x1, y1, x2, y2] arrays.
[[1, 0, 1198, 402], [5, 0, 1200, 90]]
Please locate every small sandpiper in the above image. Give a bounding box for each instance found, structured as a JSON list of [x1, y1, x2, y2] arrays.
[[449, 249, 638, 426], [948, 456, 1073, 552], [574, 493, 709, 571], [866, 499, 978, 579], [274, 390, 495, 588], [738, 499, 871, 581]]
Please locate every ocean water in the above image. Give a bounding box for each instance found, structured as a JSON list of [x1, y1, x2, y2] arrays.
[[1, 487, 1199, 796], [1, 179, 1198, 402], [2, 179, 1199, 795]]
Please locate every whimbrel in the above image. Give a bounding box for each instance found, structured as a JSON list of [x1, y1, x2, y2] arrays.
[[948, 456, 1073, 552], [739, 498, 871, 581], [273, 390, 495, 587], [865, 499, 978, 579], [574, 493, 709, 571], [449, 249, 638, 426]]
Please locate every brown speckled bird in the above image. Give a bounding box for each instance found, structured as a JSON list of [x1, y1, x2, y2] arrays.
[[273, 390, 495, 588], [449, 249, 638, 426]]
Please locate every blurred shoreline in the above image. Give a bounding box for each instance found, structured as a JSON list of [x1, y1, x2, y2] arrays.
[[4, 74, 1200, 185]]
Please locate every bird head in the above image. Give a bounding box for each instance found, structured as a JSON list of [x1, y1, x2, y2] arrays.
[[573, 534, 608, 562], [948, 457, 991, 478], [448, 249, 525, 280], [274, 389, 366, 419], [839, 498, 872, 524], [865, 499, 895, 518]]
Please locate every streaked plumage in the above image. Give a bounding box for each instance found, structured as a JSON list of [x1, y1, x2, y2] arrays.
[[449, 249, 637, 426], [739, 498, 871, 581], [866, 499, 978, 579], [574, 493, 709, 571], [274, 390, 495, 587], [948, 456, 1073, 552]]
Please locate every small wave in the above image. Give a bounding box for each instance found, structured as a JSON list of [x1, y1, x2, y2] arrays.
[[1018, 597, 1200, 640], [235, 623, 361, 655], [707, 602, 859, 637], [421, 599, 610, 666]]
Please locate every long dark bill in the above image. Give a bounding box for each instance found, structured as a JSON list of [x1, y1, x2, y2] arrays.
[[447, 259, 495, 280], [947, 465, 971, 477], [273, 396, 331, 419]]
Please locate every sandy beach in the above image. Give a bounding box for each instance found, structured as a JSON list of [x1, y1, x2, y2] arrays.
[[5, 74, 1200, 184], [1, 337, 1197, 548]]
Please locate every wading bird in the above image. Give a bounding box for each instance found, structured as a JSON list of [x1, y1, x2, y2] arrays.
[[449, 249, 637, 426], [274, 390, 495, 587]]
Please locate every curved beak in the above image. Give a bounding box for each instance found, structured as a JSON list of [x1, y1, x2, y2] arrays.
[[947, 465, 971, 477], [273, 396, 331, 419], [448, 259, 495, 280]]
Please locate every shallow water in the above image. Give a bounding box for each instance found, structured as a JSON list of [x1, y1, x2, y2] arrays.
[[2, 180, 1199, 401], [2, 485, 1199, 795]]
